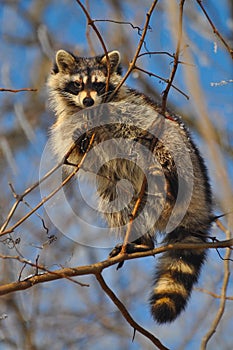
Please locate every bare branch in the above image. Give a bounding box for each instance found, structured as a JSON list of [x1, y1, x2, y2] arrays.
[[108, 0, 159, 100], [93, 19, 144, 36], [95, 272, 170, 350], [134, 65, 189, 100], [201, 221, 232, 349], [75, 0, 111, 96], [0, 254, 89, 290], [0, 134, 96, 236], [0, 160, 63, 233], [195, 287, 233, 301], [161, 0, 185, 112], [121, 171, 148, 253], [138, 51, 195, 67], [0, 88, 37, 93], [196, 0, 233, 59], [0, 238, 232, 296], [200, 247, 231, 349]]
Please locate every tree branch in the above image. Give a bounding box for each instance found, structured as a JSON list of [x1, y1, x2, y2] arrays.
[[0, 88, 37, 93], [95, 272, 170, 350], [200, 222, 232, 349], [134, 65, 189, 100], [196, 0, 233, 59], [76, 0, 111, 97], [108, 0, 159, 100], [0, 238, 232, 297], [161, 0, 185, 112], [0, 134, 95, 236], [195, 287, 233, 301]]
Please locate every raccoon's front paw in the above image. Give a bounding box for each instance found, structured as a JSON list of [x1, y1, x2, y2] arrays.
[[72, 127, 86, 142], [73, 129, 91, 154]]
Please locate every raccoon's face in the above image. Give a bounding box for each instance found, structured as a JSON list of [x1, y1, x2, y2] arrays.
[[50, 50, 122, 109]]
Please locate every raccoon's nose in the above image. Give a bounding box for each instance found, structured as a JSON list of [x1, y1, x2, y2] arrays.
[[83, 97, 94, 107]]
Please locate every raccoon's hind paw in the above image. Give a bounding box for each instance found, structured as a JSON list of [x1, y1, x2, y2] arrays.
[[109, 242, 153, 269], [109, 242, 153, 257]]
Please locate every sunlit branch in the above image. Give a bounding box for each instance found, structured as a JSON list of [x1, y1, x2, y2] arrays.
[[196, 0, 233, 59], [0, 88, 37, 93]]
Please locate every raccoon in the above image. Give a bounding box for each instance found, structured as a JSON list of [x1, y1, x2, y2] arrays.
[[47, 49, 213, 323]]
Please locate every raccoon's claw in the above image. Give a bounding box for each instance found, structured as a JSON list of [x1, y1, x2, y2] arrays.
[[108, 243, 123, 258], [109, 242, 153, 258], [109, 242, 153, 269], [108, 243, 129, 269]]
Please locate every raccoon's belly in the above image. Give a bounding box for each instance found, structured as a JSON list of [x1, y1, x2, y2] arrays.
[[95, 158, 173, 235]]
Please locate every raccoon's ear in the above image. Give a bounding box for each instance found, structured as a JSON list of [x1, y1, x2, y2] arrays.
[[100, 51, 121, 73], [55, 50, 76, 73]]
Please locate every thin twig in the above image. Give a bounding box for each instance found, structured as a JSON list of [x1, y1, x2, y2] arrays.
[[200, 247, 231, 349], [95, 272, 170, 350], [196, 0, 233, 59], [0, 134, 95, 237], [138, 51, 176, 59], [200, 220, 232, 349], [93, 19, 144, 36], [0, 160, 64, 233], [7, 182, 50, 235], [76, 0, 111, 97], [138, 51, 195, 67], [0, 254, 89, 288], [135, 65, 189, 100], [108, 0, 159, 100], [161, 0, 185, 113], [195, 287, 233, 301], [85, 0, 96, 55], [0, 88, 37, 93], [215, 218, 230, 235]]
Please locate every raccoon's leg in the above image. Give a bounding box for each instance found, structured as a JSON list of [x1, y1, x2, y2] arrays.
[[149, 226, 208, 323]]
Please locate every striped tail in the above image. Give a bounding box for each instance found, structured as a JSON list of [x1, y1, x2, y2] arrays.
[[149, 230, 207, 323]]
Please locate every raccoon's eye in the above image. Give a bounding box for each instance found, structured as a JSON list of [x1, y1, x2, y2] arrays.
[[65, 81, 83, 94], [72, 81, 83, 91], [74, 81, 82, 88], [92, 82, 106, 92]]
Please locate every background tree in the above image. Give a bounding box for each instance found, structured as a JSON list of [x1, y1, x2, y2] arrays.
[[0, 1, 232, 349]]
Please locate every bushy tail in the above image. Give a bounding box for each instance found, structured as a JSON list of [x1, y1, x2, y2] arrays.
[[149, 229, 207, 323]]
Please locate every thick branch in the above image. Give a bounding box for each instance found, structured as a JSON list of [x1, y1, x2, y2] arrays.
[[0, 239, 232, 296]]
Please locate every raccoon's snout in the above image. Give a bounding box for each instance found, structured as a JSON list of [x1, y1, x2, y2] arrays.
[[83, 97, 95, 107], [83, 97, 94, 107]]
